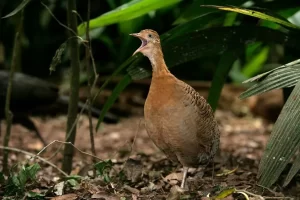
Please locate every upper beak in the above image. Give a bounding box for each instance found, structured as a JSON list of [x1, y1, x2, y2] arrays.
[[129, 33, 140, 38]]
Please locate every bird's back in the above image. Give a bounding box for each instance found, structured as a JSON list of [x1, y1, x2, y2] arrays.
[[144, 73, 220, 167]]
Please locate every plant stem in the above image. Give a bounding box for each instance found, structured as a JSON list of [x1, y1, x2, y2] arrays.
[[2, 9, 24, 174], [85, 0, 97, 166], [62, 0, 80, 174]]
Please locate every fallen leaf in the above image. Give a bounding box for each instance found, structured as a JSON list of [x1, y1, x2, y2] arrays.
[[124, 184, 140, 194], [54, 181, 65, 196], [215, 187, 236, 199], [123, 158, 143, 182], [164, 172, 182, 185], [216, 166, 239, 177], [91, 192, 119, 199], [166, 185, 184, 200], [50, 193, 77, 200]]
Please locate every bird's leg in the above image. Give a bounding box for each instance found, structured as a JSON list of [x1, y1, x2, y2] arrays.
[[181, 166, 189, 189]]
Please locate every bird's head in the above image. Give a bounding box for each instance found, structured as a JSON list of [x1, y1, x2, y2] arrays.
[[130, 29, 161, 57]]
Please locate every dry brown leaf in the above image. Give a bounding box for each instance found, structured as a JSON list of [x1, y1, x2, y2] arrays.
[[163, 172, 182, 185], [123, 184, 140, 194], [166, 185, 184, 200], [91, 192, 119, 199], [50, 193, 77, 200], [123, 158, 143, 182]]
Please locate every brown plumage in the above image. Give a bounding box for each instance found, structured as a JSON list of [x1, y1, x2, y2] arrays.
[[130, 29, 220, 189]]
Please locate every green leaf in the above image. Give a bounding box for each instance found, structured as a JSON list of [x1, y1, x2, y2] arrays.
[[127, 26, 300, 81], [94, 160, 113, 183], [257, 80, 300, 187], [284, 152, 300, 186], [96, 75, 132, 131], [64, 175, 82, 181], [242, 46, 269, 77], [239, 59, 300, 99], [229, 60, 248, 83], [215, 187, 236, 199], [2, 0, 31, 18], [163, 12, 224, 42], [77, 0, 181, 35], [25, 164, 40, 180], [173, 0, 246, 25], [208, 51, 237, 111], [27, 191, 44, 198], [66, 179, 79, 188], [202, 5, 300, 30]]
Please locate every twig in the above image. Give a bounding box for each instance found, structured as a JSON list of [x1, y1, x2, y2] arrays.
[[42, 140, 103, 161], [235, 189, 291, 200], [72, 10, 84, 25], [40, 2, 77, 36], [256, 184, 284, 197], [0, 145, 68, 176], [85, 0, 97, 167]]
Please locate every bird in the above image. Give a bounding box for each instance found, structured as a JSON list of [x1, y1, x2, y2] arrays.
[[130, 29, 220, 189], [0, 70, 118, 146]]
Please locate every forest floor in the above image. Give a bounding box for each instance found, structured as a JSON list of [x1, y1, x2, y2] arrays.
[[0, 82, 299, 199]]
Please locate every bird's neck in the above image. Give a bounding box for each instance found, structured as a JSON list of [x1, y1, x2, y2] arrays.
[[147, 48, 170, 77]]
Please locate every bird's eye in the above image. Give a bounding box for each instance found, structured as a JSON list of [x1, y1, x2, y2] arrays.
[[148, 34, 152, 38]]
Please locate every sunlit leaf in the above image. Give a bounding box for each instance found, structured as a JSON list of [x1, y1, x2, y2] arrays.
[[242, 46, 269, 77], [257, 80, 300, 187], [216, 166, 239, 177], [77, 0, 181, 35], [229, 60, 248, 83], [203, 5, 300, 30], [2, 0, 31, 18], [215, 187, 236, 199]]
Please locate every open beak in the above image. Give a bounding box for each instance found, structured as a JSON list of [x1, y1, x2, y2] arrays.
[[130, 33, 148, 56]]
